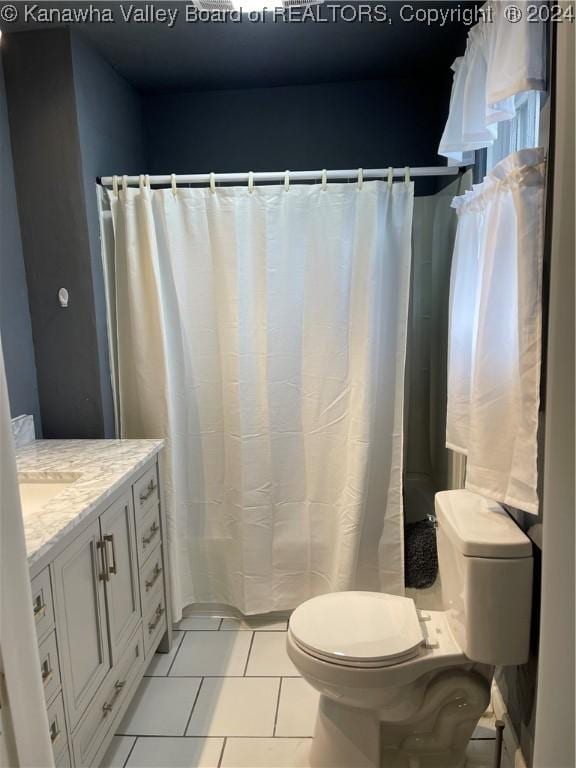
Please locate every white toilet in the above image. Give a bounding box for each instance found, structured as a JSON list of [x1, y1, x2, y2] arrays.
[[287, 489, 533, 768]]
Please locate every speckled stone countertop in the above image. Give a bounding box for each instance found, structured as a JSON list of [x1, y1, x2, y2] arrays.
[[17, 439, 164, 568]]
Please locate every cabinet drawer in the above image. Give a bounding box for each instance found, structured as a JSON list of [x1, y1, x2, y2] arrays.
[[47, 692, 68, 762], [72, 626, 144, 768], [143, 587, 167, 658], [138, 504, 162, 567], [31, 567, 54, 642], [140, 544, 164, 614], [133, 465, 159, 518], [38, 630, 62, 705]]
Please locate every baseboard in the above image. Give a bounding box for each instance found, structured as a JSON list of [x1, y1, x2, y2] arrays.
[[491, 680, 528, 768]]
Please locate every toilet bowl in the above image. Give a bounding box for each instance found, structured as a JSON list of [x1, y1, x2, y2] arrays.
[[287, 490, 533, 768]]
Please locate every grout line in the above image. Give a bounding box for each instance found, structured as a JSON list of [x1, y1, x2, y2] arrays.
[[165, 630, 187, 677], [273, 678, 283, 736], [144, 674, 298, 679], [116, 734, 311, 740], [158, 672, 302, 680], [243, 631, 256, 676], [121, 736, 138, 767], [218, 736, 227, 768], [175, 627, 290, 632], [219, 629, 289, 633], [183, 677, 204, 736]]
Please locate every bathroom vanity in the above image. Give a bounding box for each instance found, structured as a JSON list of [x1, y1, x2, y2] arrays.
[[18, 440, 171, 768]]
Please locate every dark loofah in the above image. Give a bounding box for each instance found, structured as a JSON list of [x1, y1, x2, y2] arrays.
[[404, 519, 438, 589]]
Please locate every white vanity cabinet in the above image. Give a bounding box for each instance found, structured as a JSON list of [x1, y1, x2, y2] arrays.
[[53, 519, 111, 729], [29, 452, 171, 767], [99, 493, 141, 664]]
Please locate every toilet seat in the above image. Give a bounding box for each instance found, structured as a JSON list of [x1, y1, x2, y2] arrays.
[[289, 592, 425, 669]]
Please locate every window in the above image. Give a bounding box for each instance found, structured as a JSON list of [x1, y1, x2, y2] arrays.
[[486, 91, 541, 170]]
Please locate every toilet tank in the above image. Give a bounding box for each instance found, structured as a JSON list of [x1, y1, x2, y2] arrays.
[[435, 490, 533, 666]]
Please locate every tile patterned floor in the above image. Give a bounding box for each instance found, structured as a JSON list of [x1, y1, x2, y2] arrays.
[[103, 612, 512, 768]]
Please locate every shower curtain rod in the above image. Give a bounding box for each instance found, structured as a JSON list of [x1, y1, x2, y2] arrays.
[[98, 166, 463, 187]]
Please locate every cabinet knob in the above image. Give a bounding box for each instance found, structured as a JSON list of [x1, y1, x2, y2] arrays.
[[148, 604, 165, 634], [142, 521, 160, 547], [33, 593, 46, 619], [97, 539, 110, 581], [49, 718, 60, 743], [41, 658, 53, 686], [145, 562, 163, 592], [140, 480, 157, 503], [102, 680, 126, 717]]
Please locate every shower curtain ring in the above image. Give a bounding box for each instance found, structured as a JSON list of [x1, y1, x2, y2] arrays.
[[284, 170, 290, 191], [112, 175, 119, 198], [248, 171, 254, 193], [139, 174, 145, 191], [209, 172, 216, 194], [122, 175, 128, 194], [357, 168, 364, 190], [404, 166, 411, 186], [387, 167, 394, 189], [171, 173, 177, 197], [321, 169, 327, 191]]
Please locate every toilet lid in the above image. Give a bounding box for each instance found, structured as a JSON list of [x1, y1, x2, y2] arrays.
[[289, 592, 424, 666]]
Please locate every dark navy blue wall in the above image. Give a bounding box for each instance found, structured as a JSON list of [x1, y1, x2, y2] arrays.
[[145, 76, 451, 196], [0, 57, 41, 430], [3, 30, 147, 437], [71, 32, 147, 437]]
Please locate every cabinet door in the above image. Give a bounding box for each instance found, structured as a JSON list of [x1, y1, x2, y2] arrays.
[[100, 493, 141, 662], [53, 520, 110, 729]]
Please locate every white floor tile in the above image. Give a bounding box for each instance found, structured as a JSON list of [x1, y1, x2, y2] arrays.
[[145, 631, 184, 676], [221, 737, 311, 768], [186, 677, 280, 737], [170, 630, 252, 677], [176, 617, 222, 630], [101, 735, 136, 767], [275, 678, 320, 737], [125, 737, 223, 767], [117, 677, 202, 736], [245, 631, 299, 676], [221, 616, 288, 631]]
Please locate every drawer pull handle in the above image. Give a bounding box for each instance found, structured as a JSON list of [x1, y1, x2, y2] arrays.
[[142, 521, 159, 547], [97, 539, 110, 582], [102, 680, 125, 717], [33, 594, 46, 619], [41, 658, 53, 686], [148, 604, 165, 634], [145, 563, 163, 592], [140, 480, 157, 503], [104, 534, 118, 575], [49, 718, 60, 743]]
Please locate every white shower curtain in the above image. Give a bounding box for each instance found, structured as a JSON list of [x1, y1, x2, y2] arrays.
[[103, 180, 414, 618]]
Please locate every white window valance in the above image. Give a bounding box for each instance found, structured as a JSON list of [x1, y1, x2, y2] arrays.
[[446, 148, 546, 514], [439, 1, 547, 163]]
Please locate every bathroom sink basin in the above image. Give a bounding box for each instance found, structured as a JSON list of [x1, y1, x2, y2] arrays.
[[18, 474, 80, 516]]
